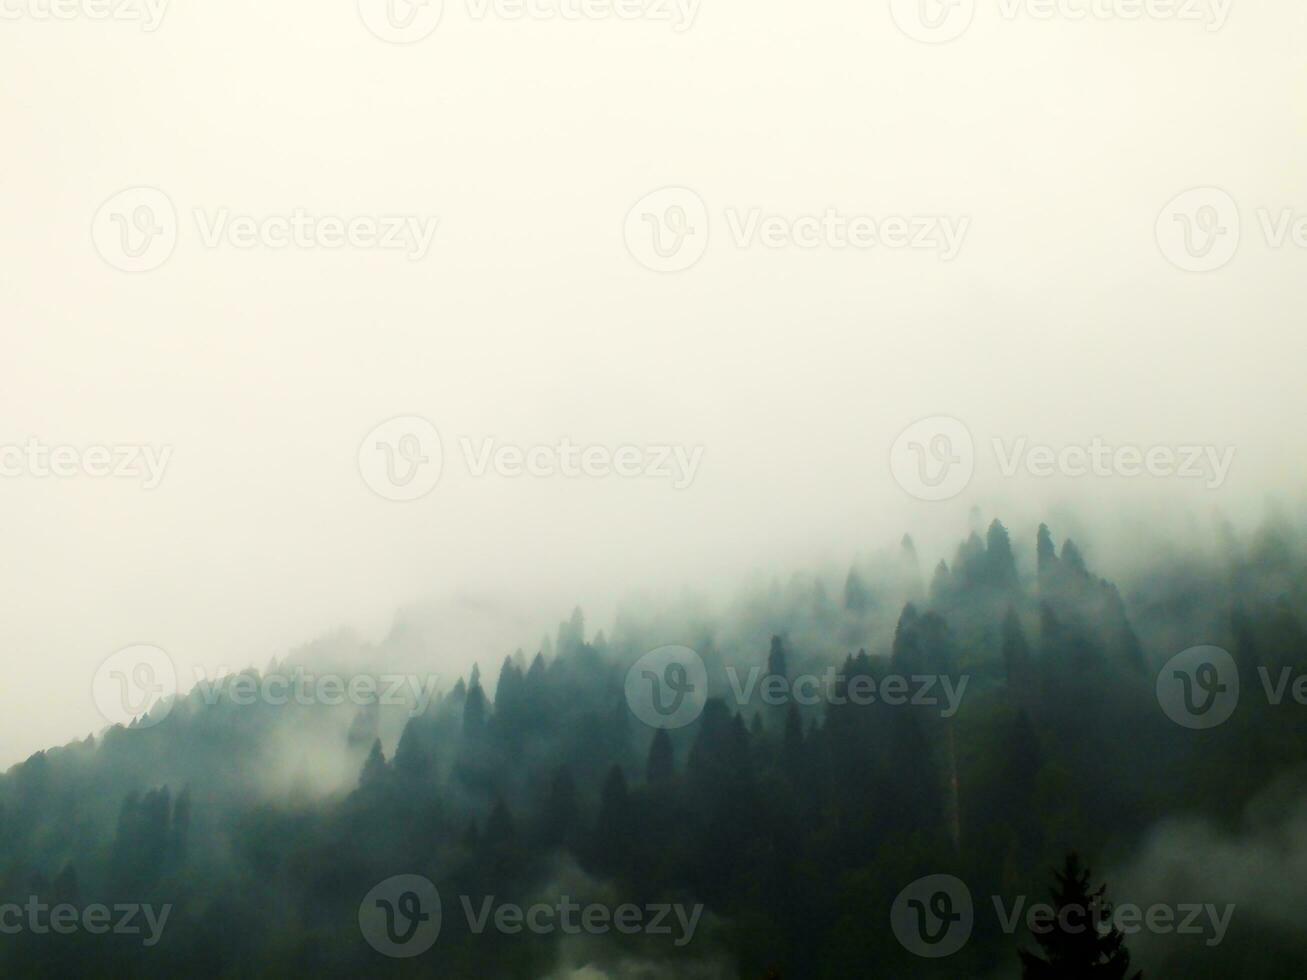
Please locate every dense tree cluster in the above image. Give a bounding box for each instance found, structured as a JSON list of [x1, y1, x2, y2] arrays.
[[2, 516, 1306, 977]]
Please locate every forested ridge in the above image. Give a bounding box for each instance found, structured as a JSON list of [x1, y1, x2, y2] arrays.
[[4, 514, 1307, 978]]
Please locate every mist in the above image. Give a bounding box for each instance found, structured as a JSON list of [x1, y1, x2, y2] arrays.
[[3, 1, 1307, 977]]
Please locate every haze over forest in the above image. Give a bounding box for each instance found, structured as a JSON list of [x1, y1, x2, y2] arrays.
[[2, 0, 1306, 977]]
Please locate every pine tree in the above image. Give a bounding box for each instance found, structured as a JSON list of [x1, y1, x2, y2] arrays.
[[359, 738, 387, 787], [1003, 607, 1034, 704], [844, 568, 872, 612], [463, 683, 488, 740], [1061, 540, 1088, 577], [1019, 854, 1142, 979], [593, 765, 631, 870], [767, 635, 790, 682], [783, 702, 803, 763], [1037, 523, 1058, 577], [987, 519, 1019, 590], [171, 785, 192, 866], [929, 561, 952, 603], [647, 728, 675, 787], [538, 766, 578, 850], [394, 717, 432, 778]]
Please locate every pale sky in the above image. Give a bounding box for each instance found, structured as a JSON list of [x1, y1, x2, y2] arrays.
[[1, 0, 1304, 765]]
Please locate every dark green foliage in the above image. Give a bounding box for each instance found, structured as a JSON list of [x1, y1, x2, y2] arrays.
[[1, 518, 1302, 977], [1019, 854, 1142, 980]]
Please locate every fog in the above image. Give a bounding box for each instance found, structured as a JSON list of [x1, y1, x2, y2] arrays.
[[2, 0, 1304, 777]]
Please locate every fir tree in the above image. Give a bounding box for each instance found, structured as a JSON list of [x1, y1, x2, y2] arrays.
[[1019, 854, 1142, 979]]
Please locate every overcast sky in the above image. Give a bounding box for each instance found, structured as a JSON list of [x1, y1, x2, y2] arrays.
[[0, 0, 1303, 766]]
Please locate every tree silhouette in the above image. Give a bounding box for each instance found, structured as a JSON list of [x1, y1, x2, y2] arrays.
[[1019, 853, 1142, 979], [646, 728, 675, 787]]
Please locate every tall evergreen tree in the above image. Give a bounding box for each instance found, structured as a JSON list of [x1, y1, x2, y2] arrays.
[[359, 738, 387, 787], [1019, 854, 1142, 979], [646, 728, 675, 787], [844, 568, 872, 612], [1037, 523, 1058, 577], [987, 519, 1020, 590]]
